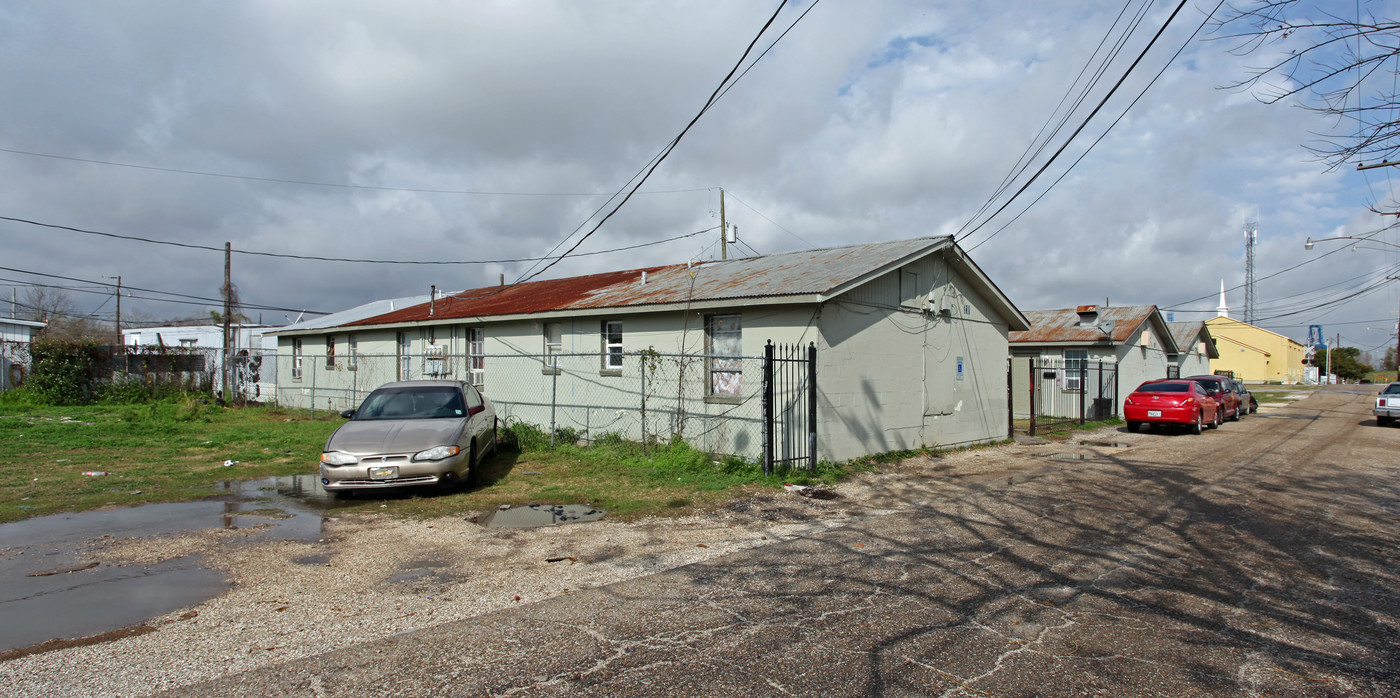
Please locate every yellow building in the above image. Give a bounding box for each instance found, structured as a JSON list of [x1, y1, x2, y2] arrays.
[[1205, 316, 1307, 383]]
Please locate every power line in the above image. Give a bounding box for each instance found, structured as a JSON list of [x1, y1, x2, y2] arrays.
[[0, 266, 324, 314], [1160, 221, 1400, 310], [0, 215, 717, 266], [720, 190, 815, 248], [959, 0, 1213, 250], [513, 0, 807, 286], [0, 147, 711, 197]]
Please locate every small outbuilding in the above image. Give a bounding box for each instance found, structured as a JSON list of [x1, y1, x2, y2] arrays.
[[1, 317, 46, 392], [1009, 305, 1179, 419]]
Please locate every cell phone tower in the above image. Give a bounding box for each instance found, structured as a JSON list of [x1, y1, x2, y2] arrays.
[[1244, 220, 1257, 324]]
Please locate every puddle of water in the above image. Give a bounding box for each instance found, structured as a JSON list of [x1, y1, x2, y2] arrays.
[[1046, 453, 1095, 461], [478, 504, 606, 528], [0, 473, 341, 652]]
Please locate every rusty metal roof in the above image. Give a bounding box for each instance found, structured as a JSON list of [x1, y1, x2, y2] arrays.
[[348, 237, 955, 327], [1009, 305, 1158, 344]]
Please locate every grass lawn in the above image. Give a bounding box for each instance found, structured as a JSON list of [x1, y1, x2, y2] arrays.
[[0, 396, 852, 525]]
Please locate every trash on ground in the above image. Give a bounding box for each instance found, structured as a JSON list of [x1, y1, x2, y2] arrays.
[[223, 460, 239, 467], [545, 556, 578, 563], [82, 471, 109, 477]]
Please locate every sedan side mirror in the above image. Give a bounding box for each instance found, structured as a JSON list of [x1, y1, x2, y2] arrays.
[[340, 409, 356, 419]]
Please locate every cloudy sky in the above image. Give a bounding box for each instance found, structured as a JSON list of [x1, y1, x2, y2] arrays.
[[2, 0, 1398, 357]]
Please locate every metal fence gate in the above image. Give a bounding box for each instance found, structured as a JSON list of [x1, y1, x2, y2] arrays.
[[762, 341, 817, 476], [1010, 357, 1118, 436]]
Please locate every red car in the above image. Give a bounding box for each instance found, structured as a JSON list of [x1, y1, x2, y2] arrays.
[[1185, 374, 1243, 422], [1124, 379, 1220, 434]]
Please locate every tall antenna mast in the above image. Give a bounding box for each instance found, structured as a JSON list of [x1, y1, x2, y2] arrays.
[[1244, 220, 1258, 324]]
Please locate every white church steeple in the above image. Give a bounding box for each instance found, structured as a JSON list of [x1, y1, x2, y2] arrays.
[[1216, 280, 1229, 318]]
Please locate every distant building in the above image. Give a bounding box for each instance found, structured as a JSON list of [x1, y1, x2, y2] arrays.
[[1205, 316, 1307, 383]]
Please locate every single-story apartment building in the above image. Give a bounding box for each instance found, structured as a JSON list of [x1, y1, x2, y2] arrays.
[[1009, 305, 1179, 419], [269, 236, 1030, 462]]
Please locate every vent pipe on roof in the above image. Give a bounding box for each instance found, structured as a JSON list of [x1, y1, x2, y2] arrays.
[[430, 285, 436, 317], [500, 273, 504, 286], [1076, 305, 1098, 327], [641, 271, 647, 285]]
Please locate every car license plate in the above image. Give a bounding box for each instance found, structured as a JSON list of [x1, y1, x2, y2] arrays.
[[368, 465, 398, 481], [1147, 410, 1162, 417]]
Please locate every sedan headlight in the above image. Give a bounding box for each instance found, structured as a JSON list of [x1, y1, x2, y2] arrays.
[[413, 445, 461, 462], [320, 451, 359, 466]]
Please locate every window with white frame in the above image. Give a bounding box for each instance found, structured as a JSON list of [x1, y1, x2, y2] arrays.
[[1063, 349, 1087, 391], [292, 338, 303, 381], [347, 334, 358, 371], [543, 322, 562, 372], [706, 314, 742, 397], [601, 321, 622, 372], [325, 336, 337, 369], [466, 328, 485, 388]]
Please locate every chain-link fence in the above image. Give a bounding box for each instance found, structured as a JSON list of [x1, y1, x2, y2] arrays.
[[269, 349, 814, 466]]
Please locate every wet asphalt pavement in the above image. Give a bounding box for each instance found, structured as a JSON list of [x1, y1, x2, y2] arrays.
[[171, 387, 1399, 696]]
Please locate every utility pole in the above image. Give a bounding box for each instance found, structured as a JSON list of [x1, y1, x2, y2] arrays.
[[719, 189, 727, 260], [223, 242, 232, 403], [114, 276, 122, 345]]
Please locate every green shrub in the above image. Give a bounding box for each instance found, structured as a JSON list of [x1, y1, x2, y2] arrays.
[[27, 338, 103, 405]]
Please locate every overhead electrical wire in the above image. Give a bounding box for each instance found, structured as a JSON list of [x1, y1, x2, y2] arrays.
[[0, 215, 720, 266], [962, 0, 1153, 234], [0, 266, 324, 314], [0, 147, 711, 198], [1160, 221, 1400, 310], [512, 0, 808, 286], [955, 0, 1197, 248]]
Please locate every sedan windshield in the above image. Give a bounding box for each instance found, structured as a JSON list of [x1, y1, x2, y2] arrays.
[[354, 387, 465, 420]]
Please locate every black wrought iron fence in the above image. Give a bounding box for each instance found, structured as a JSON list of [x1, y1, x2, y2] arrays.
[[1009, 357, 1118, 436]]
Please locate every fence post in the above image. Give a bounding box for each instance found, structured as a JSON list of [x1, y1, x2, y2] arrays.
[[310, 359, 317, 420], [639, 355, 647, 455], [550, 364, 558, 448], [762, 341, 774, 477], [1006, 358, 1013, 440], [1114, 366, 1120, 417], [1028, 359, 1037, 437], [1079, 363, 1087, 425], [807, 342, 817, 472]]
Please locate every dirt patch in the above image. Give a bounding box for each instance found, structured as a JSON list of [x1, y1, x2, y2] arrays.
[[3, 425, 1146, 696]]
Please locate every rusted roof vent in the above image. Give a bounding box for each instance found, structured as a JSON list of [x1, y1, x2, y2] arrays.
[[1076, 304, 1098, 326], [641, 271, 648, 285]]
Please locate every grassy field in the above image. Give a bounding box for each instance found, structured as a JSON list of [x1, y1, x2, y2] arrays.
[[0, 394, 851, 525]]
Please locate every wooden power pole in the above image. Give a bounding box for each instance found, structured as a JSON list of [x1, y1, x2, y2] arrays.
[[223, 242, 232, 402], [719, 189, 727, 260]]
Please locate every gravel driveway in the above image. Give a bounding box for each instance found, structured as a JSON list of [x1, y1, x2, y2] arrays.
[[5, 386, 1397, 696]]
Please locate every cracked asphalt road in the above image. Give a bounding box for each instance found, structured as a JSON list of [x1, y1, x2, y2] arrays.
[[170, 387, 1400, 697]]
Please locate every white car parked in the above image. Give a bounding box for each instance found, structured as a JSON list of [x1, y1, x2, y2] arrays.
[[1373, 382, 1400, 427]]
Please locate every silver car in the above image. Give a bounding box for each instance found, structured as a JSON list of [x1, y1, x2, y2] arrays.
[[320, 380, 497, 492]]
